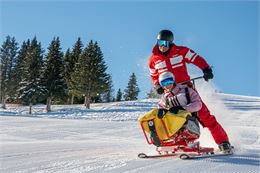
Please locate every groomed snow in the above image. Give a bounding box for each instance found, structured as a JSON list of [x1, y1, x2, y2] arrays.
[[1, 91, 260, 173]]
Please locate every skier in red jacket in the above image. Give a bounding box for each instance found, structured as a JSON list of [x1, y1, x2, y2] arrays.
[[148, 29, 232, 152]]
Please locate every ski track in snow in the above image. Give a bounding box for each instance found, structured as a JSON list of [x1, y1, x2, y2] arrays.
[[0, 93, 260, 173]]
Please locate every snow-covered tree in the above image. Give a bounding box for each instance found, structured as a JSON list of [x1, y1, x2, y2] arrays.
[[124, 73, 140, 101], [12, 41, 30, 100], [42, 37, 65, 112], [63, 48, 72, 103], [71, 40, 109, 108], [115, 88, 122, 101], [0, 36, 18, 108], [146, 88, 160, 99], [101, 74, 114, 102], [64, 37, 83, 104], [18, 37, 46, 114]]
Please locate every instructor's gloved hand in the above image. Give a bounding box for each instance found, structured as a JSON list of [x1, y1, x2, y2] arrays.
[[169, 106, 184, 114], [203, 66, 214, 81], [157, 109, 168, 119], [154, 84, 164, 95]]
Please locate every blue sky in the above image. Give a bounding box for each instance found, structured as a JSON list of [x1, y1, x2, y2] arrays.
[[1, 1, 259, 98]]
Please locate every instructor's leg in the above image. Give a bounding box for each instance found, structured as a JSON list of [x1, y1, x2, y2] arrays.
[[198, 101, 229, 144]]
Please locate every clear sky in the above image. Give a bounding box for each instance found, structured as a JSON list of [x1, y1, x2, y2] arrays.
[[1, 0, 259, 98]]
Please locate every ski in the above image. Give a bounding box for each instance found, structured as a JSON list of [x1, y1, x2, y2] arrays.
[[180, 151, 233, 160], [138, 152, 177, 159], [182, 146, 235, 160], [138, 151, 233, 159]]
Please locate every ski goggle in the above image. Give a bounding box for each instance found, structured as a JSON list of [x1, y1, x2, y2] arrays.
[[160, 78, 175, 87], [157, 39, 171, 47]]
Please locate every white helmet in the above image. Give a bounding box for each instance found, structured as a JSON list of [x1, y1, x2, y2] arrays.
[[159, 72, 175, 87]]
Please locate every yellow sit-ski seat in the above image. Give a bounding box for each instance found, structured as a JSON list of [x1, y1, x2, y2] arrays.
[[138, 109, 192, 141]]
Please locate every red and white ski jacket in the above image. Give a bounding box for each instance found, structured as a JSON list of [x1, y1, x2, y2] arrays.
[[148, 44, 210, 85], [158, 84, 202, 113]]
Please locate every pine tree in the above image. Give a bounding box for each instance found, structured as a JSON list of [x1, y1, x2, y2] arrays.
[[0, 36, 18, 108], [124, 73, 140, 101], [101, 74, 114, 102], [13, 41, 30, 100], [146, 88, 160, 99], [64, 37, 83, 104], [63, 48, 72, 103], [18, 37, 46, 114], [42, 37, 65, 112], [116, 88, 122, 101], [71, 40, 109, 108]]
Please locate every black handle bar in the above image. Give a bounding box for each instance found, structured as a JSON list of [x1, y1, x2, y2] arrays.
[[178, 76, 204, 85]]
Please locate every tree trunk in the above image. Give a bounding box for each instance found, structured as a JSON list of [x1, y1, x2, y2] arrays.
[[67, 97, 70, 104], [29, 103, 32, 114], [70, 95, 74, 105], [84, 96, 90, 109], [1, 96, 6, 109], [46, 97, 51, 112]]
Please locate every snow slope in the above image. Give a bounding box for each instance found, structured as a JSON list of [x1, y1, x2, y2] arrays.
[[0, 93, 260, 173]]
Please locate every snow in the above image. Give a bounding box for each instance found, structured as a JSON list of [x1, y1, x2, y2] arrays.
[[1, 92, 260, 173]]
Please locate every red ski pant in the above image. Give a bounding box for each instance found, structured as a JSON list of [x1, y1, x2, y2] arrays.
[[197, 100, 229, 145]]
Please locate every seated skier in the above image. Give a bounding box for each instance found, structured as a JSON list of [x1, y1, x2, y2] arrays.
[[157, 71, 202, 119], [157, 71, 232, 152]]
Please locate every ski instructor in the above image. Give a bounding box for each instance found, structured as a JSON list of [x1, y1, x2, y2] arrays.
[[148, 29, 232, 152]]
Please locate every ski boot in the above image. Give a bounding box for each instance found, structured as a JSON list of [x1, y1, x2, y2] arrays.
[[218, 141, 232, 153]]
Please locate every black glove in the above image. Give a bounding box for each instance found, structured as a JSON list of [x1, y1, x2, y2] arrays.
[[203, 66, 214, 81], [169, 106, 184, 114], [154, 84, 164, 95], [157, 109, 168, 119]]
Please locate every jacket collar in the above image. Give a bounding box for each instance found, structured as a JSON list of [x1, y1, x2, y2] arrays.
[[164, 84, 182, 95]]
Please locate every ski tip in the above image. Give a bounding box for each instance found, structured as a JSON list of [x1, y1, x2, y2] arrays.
[[179, 154, 190, 160], [138, 153, 148, 158]]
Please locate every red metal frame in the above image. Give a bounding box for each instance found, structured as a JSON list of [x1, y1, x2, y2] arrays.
[[140, 119, 214, 155]]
